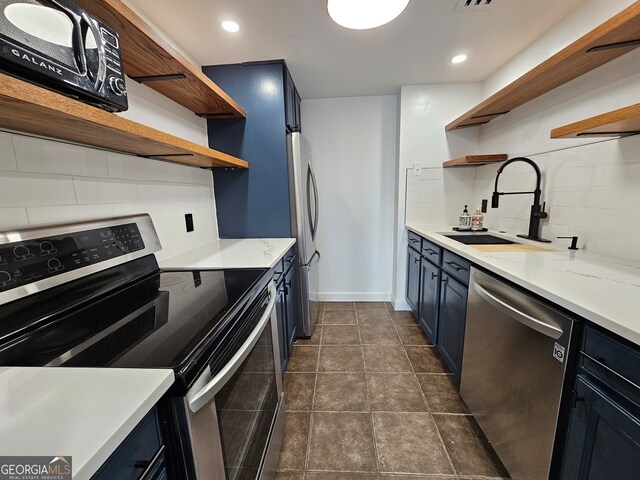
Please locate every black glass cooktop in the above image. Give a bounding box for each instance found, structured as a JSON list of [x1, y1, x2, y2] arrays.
[[0, 260, 269, 391]]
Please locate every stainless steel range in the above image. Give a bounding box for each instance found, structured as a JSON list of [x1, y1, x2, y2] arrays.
[[0, 214, 285, 480]]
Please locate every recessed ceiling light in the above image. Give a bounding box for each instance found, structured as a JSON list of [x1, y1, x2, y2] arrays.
[[327, 0, 410, 30], [451, 54, 468, 64], [221, 20, 240, 33]]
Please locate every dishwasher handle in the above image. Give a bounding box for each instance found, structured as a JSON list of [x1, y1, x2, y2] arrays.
[[188, 283, 277, 413], [472, 279, 563, 340]]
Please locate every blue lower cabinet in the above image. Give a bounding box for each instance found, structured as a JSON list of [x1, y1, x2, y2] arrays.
[[91, 407, 166, 480], [284, 264, 297, 354], [276, 276, 288, 375], [561, 375, 640, 479], [406, 246, 421, 316], [418, 258, 440, 342], [436, 272, 468, 385]]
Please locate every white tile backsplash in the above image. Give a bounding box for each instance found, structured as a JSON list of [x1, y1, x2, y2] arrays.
[[0, 132, 219, 260], [0, 208, 28, 229], [13, 135, 108, 177], [26, 204, 115, 226], [0, 171, 76, 207], [0, 133, 16, 172], [406, 134, 640, 262], [73, 177, 139, 204]]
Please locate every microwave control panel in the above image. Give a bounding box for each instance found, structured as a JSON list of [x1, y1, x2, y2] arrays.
[[0, 223, 144, 292]]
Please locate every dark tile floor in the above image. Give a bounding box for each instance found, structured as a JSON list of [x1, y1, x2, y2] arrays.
[[276, 301, 509, 480]]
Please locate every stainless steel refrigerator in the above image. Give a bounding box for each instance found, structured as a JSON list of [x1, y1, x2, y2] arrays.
[[287, 132, 320, 338]]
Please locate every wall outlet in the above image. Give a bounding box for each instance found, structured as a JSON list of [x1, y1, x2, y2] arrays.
[[413, 162, 422, 176], [185, 213, 194, 232]]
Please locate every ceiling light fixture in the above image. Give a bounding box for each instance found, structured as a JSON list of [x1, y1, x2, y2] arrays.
[[451, 54, 468, 64], [221, 20, 240, 33], [327, 0, 410, 30]]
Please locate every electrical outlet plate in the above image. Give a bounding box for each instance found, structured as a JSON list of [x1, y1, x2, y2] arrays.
[[413, 162, 422, 176], [185, 213, 194, 232]]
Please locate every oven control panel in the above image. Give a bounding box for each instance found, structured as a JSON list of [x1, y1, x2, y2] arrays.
[[0, 223, 144, 293]]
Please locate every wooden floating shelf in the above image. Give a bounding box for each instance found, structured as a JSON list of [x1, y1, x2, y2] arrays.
[[446, 1, 640, 131], [551, 103, 640, 138], [443, 154, 508, 168], [75, 0, 246, 119], [0, 73, 248, 169]]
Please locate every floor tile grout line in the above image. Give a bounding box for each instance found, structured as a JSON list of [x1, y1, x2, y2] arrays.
[[303, 306, 323, 472], [393, 319, 459, 477], [356, 306, 382, 476]]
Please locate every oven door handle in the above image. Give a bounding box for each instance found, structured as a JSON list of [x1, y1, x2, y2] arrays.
[[188, 283, 277, 413]]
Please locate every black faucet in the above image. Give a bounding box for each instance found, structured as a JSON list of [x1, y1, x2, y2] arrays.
[[491, 157, 550, 243]]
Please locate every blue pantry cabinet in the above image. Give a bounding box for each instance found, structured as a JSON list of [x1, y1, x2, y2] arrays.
[[203, 60, 301, 238]]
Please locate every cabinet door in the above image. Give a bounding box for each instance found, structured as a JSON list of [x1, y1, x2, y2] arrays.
[[285, 70, 296, 132], [294, 88, 302, 132], [406, 247, 421, 316], [276, 281, 288, 375], [284, 266, 297, 355], [562, 375, 640, 480], [437, 273, 468, 385], [418, 258, 440, 343]]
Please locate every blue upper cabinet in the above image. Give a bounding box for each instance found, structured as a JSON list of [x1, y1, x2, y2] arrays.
[[203, 61, 296, 238]]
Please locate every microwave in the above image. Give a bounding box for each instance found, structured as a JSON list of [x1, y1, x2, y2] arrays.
[[0, 0, 128, 112]]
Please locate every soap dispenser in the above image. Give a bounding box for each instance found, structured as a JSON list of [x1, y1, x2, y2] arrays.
[[471, 206, 484, 231], [459, 205, 471, 230]]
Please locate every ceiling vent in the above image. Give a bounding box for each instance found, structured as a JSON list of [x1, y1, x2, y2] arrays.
[[454, 0, 496, 13]]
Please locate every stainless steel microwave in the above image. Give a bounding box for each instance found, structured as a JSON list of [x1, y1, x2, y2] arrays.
[[0, 0, 128, 111]]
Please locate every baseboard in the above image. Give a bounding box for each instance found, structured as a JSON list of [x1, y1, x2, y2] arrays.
[[317, 292, 392, 302], [390, 293, 410, 311]]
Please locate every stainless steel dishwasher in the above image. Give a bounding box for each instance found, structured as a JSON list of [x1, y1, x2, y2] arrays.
[[461, 268, 576, 480]]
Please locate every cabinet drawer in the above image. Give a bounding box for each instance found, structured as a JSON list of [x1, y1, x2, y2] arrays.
[[442, 251, 471, 285], [408, 231, 422, 251], [420, 239, 442, 265], [582, 326, 640, 390], [92, 408, 162, 480]]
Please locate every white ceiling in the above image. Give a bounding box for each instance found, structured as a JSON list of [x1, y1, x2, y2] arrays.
[[127, 0, 585, 99]]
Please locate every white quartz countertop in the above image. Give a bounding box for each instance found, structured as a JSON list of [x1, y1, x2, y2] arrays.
[[406, 224, 640, 346], [160, 238, 296, 270], [0, 367, 174, 480]]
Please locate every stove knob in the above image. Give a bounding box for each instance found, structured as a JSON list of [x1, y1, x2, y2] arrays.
[[13, 246, 29, 258], [0, 271, 10, 284], [108, 76, 127, 96], [47, 258, 62, 270], [40, 241, 54, 253]]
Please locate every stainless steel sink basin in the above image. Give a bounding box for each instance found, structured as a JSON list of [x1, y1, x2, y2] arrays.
[[443, 234, 517, 245]]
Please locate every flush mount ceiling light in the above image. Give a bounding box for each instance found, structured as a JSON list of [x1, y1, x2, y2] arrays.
[[451, 54, 468, 64], [221, 20, 240, 32], [327, 0, 410, 30]]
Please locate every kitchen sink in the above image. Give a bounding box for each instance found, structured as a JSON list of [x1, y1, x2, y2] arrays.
[[443, 234, 516, 245]]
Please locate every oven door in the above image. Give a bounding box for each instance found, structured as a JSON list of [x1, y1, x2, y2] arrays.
[[184, 283, 284, 480]]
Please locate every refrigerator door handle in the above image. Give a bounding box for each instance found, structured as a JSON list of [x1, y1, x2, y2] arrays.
[[307, 165, 319, 241], [302, 250, 320, 268]]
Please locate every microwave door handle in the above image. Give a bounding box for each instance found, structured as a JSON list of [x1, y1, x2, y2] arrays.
[[188, 283, 277, 413], [49, 0, 86, 74], [472, 280, 563, 339], [82, 13, 107, 90]]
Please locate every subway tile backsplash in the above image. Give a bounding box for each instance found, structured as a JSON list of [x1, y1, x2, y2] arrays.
[[406, 134, 640, 262], [0, 132, 218, 261]]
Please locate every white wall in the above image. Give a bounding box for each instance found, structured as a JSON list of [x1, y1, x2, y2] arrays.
[[0, 77, 218, 261], [302, 96, 397, 301], [393, 84, 482, 309]]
